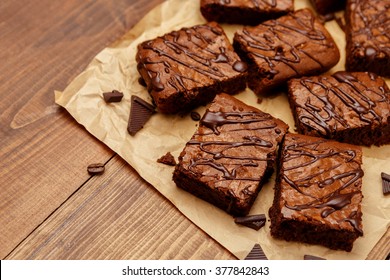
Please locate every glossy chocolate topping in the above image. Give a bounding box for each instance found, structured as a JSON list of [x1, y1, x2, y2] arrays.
[[180, 93, 288, 201], [234, 9, 339, 82], [289, 72, 390, 138], [137, 22, 246, 94], [280, 134, 363, 235]]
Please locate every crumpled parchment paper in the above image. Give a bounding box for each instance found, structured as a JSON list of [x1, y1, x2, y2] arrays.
[[55, 0, 390, 259]]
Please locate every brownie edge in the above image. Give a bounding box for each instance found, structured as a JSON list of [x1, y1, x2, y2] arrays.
[[173, 93, 288, 216], [136, 22, 248, 114], [269, 133, 364, 252]]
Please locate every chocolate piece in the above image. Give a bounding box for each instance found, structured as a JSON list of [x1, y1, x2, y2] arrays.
[[128, 95, 155, 136], [103, 90, 123, 103], [234, 214, 266, 230], [173, 93, 288, 216], [190, 111, 201, 121], [200, 0, 294, 26], [136, 22, 248, 114], [381, 172, 390, 196], [245, 244, 268, 260], [288, 71, 390, 146], [304, 255, 326, 260], [157, 152, 177, 166], [310, 0, 346, 15], [87, 163, 105, 175], [345, 0, 390, 78], [233, 9, 340, 95], [269, 133, 364, 252], [386, 252, 390, 260]]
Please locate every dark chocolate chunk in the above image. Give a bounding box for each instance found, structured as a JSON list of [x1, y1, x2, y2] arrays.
[[157, 152, 177, 166], [87, 163, 105, 175], [190, 111, 201, 121], [381, 172, 390, 196], [234, 214, 266, 231], [386, 252, 390, 260], [128, 96, 155, 136], [304, 255, 326, 260], [245, 244, 268, 260], [103, 90, 123, 103]]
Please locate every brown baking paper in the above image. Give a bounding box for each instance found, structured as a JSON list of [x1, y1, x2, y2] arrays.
[[55, 0, 390, 259]]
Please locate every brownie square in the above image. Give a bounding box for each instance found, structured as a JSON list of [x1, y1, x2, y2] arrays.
[[233, 8, 340, 95], [288, 71, 390, 146], [200, 0, 294, 26], [310, 0, 346, 15], [173, 93, 288, 216], [269, 133, 364, 252], [136, 22, 248, 114], [345, 0, 390, 78]]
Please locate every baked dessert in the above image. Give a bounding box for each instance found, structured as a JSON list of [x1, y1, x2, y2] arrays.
[[136, 22, 248, 114], [269, 133, 364, 252], [200, 0, 294, 26], [288, 71, 390, 146], [173, 93, 288, 216], [310, 0, 346, 15], [345, 0, 390, 78], [233, 8, 340, 95]]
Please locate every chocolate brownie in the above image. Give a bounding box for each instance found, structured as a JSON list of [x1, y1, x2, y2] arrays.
[[233, 9, 340, 95], [345, 0, 390, 78], [269, 133, 364, 252], [136, 22, 248, 114], [200, 0, 294, 26], [288, 71, 390, 146], [310, 0, 346, 15], [173, 93, 288, 216]]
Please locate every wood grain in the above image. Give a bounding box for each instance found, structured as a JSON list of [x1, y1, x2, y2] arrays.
[[6, 155, 235, 260], [1, 0, 389, 260], [0, 0, 164, 259]]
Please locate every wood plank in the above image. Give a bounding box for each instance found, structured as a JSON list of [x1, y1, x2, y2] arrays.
[[0, 0, 164, 259], [6, 155, 235, 260]]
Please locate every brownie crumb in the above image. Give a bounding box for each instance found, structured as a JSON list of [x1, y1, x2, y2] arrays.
[[157, 152, 176, 166]]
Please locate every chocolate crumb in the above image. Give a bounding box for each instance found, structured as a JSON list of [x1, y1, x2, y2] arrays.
[[245, 244, 267, 260], [234, 214, 266, 231], [381, 172, 390, 195], [257, 97, 263, 104], [304, 254, 326, 260], [87, 163, 105, 175], [128, 96, 155, 136], [190, 111, 201, 121], [138, 77, 147, 87], [157, 152, 176, 166], [103, 90, 123, 103]]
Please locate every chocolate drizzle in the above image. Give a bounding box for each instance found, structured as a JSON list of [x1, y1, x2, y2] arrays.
[[282, 136, 363, 235], [137, 23, 247, 94], [347, 0, 390, 63], [235, 9, 332, 77], [185, 95, 286, 185], [293, 72, 388, 137]]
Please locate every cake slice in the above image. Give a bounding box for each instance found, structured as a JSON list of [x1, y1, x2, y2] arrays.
[[136, 22, 248, 114], [345, 0, 390, 78], [269, 133, 364, 252], [233, 8, 340, 95], [200, 0, 294, 26], [173, 93, 288, 216], [288, 71, 390, 146]]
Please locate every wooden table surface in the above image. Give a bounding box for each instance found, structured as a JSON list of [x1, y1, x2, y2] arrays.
[[0, 0, 388, 260]]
